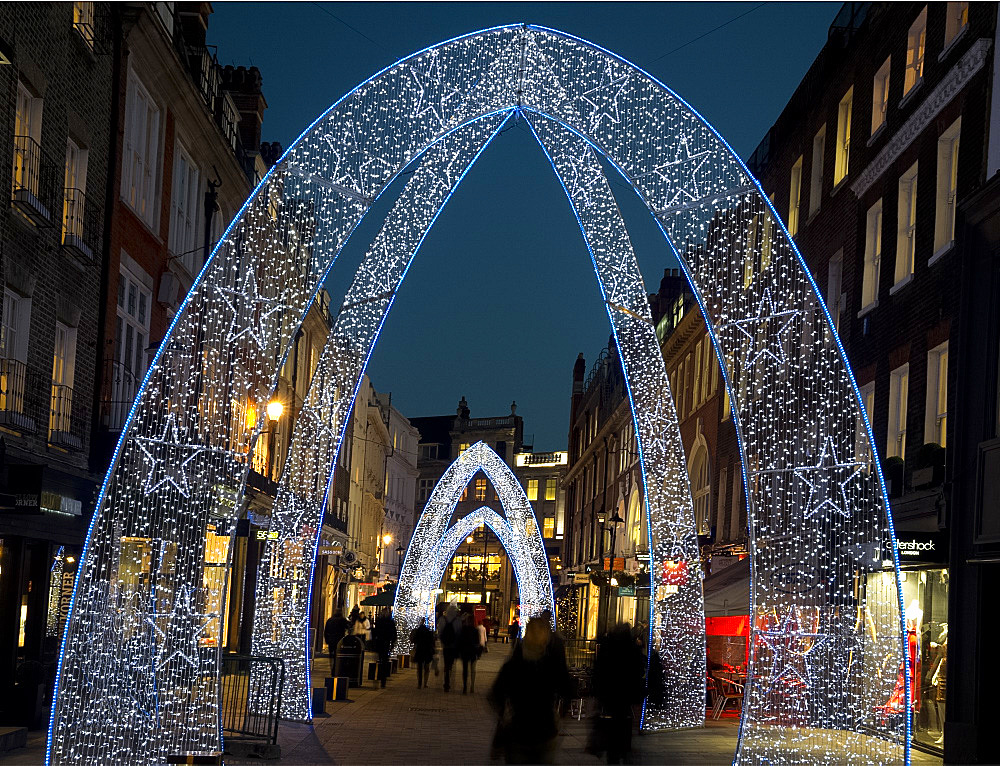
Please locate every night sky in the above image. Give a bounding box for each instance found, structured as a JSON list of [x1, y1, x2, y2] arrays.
[[210, 2, 838, 449]]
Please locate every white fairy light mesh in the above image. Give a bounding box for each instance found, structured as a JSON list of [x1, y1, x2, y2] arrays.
[[394, 443, 554, 653], [49, 25, 906, 766]]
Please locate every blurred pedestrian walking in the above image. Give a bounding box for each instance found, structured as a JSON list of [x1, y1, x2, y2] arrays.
[[460, 612, 483, 693], [410, 618, 436, 688], [489, 616, 573, 764], [590, 622, 646, 764], [373, 607, 398, 688], [438, 603, 463, 692], [324, 608, 349, 675]]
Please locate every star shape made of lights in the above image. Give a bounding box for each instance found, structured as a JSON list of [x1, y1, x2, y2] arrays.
[[651, 133, 713, 209], [724, 287, 799, 372], [408, 51, 464, 130], [217, 266, 291, 354], [794, 436, 865, 522], [580, 73, 630, 133], [146, 585, 218, 672], [757, 609, 830, 704], [133, 413, 203, 498]]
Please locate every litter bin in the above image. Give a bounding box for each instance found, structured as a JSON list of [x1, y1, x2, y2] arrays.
[[334, 635, 365, 688]]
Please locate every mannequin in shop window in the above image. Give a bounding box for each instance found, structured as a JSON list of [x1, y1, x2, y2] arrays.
[[929, 624, 947, 744]]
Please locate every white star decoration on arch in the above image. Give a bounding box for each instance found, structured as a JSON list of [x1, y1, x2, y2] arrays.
[[133, 414, 202, 498], [725, 287, 800, 371], [795, 436, 866, 521]]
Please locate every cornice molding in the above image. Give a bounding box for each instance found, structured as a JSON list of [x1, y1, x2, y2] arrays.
[[851, 37, 991, 198]]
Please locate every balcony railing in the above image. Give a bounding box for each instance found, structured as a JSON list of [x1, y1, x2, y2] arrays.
[[49, 384, 82, 449], [61, 187, 95, 259], [99, 358, 141, 432], [11, 135, 53, 225], [0, 358, 37, 432]]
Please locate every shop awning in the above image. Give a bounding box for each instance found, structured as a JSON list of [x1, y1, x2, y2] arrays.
[[360, 585, 396, 607], [703, 558, 750, 617]]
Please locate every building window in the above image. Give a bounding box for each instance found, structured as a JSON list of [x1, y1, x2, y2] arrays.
[[459, 442, 470, 453], [894, 162, 918, 287], [788, 155, 802, 236], [693, 341, 703, 409], [122, 68, 161, 227], [169, 140, 201, 276], [50, 322, 78, 437], [888, 363, 910, 460], [690, 446, 711, 536], [419, 444, 438, 460], [858, 381, 876, 466], [475, 478, 487, 502], [861, 199, 883, 311], [12, 80, 44, 202], [743, 214, 758, 289], [73, 2, 96, 48], [545, 478, 556, 501], [417, 478, 434, 502], [62, 138, 90, 247], [826, 250, 844, 332], [872, 57, 891, 135], [527, 478, 538, 501], [809, 125, 825, 216], [944, 2, 969, 49], [111, 265, 151, 430], [543, 516, 555, 539], [934, 118, 961, 256], [904, 8, 927, 97], [835, 87, 853, 185], [925, 342, 948, 447]]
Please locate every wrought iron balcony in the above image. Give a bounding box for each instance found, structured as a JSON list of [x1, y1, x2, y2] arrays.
[[61, 187, 95, 260], [49, 384, 82, 449], [11, 135, 53, 225], [0, 358, 37, 432], [99, 358, 141, 432]]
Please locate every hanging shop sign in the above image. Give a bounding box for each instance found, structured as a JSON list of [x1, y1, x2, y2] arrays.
[[886, 531, 947, 565], [255, 530, 279, 541], [618, 584, 636, 597], [318, 542, 344, 556], [573, 573, 591, 584]]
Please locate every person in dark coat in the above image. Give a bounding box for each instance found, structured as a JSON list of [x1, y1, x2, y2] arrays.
[[591, 622, 647, 764], [324, 609, 350, 675], [438, 603, 463, 692], [459, 612, 483, 694], [410, 618, 436, 688], [489, 616, 573, 764], [372, 607, 398, 688]]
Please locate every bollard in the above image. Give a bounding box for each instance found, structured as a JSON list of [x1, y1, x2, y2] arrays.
[[398, 654, 410, 669], [166, 753, 222, 765], [332, 676, 350, 701], [311, 687, 326, 715], [325, 676, 335, 701], [367, 661, 377, 681], [390, 657, 398, 674]]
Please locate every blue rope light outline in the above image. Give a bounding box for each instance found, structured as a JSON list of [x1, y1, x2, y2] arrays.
[[48, 23, 908, 762]]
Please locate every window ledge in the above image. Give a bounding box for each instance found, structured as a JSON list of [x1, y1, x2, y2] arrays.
[[805, 208, 820, 226], [858, 300, 879, 318], [928, 242, 954, 266], [898, 79, 924, 111], [830, 177, 848, 198], [867, 123, 887, 148], [939, 26, 969, 62], [889, 273, 914, 296]]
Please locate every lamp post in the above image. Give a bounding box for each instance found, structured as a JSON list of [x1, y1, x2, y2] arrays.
[[479, 526, 489, 613], [395, 543, 403, 578], [265, 399, 284, 479], [379, 533, 392, 583], [603, 510, 624, 634]]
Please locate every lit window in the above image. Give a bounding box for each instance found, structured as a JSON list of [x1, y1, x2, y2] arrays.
[[871, 57, 891, 135], [924, 342, 948, 447], [944, 2, 969, 49], [459, 442, 470, 454], [527, 478, 538, 501], [809, 125, 825, 216], [835, 87, 853, 185], [894, 162, 918, 286], [475, 478, 487, 502], [888, 363, 910, 459], [826, 250, 844, 332], [62, 138, 89, 247], [12, 80, 43, 202], [788, 155, 802, 236], [858, 381, 876, 466], [934, 118, 961, 255], [861, 199, 883, 311], [49, 322, 78, 437], [904, 8, 927, 97], [73, 2, 95, 49], [743, 214, 758, 289], [545, 478, 556, 501], [122, 68, 161, 227], [693, 340, 703, 409], [690, 446, 711, 536], [543, 517, 555, 539]]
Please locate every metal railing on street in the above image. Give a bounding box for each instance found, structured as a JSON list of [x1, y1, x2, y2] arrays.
[[219, 654, 283, 753]]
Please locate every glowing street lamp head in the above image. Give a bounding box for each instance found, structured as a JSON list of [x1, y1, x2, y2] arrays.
[[266, 400, 284, 422], [466, 536, 474, 544], [382, 533, 393, 545]]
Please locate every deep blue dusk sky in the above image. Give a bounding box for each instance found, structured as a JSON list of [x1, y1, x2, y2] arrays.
[[210, 2, 838, 449]]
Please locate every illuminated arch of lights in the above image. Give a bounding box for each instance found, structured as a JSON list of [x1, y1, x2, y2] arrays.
[[48, 24, 907, 766], [394, 443, 554, 655]]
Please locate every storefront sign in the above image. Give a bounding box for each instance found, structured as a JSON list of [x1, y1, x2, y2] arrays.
[[573, 573, 590, 584], [318, 543, 344, 556], [4, 465, 43, 514], [887, 531, 947, 565], [255, 530, 279, 541], [618, 584, 636, 597]]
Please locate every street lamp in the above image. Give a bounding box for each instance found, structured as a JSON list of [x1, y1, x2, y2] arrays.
[[265, 399, 284, 479], [604, 510, 625, 634], [395, 543, 403, 577]]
